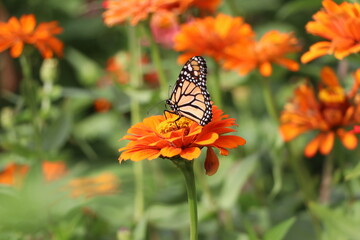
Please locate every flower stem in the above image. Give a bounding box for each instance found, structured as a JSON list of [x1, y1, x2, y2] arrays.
[[128, 24, 144, 221], [260, 76, 279, 123], [319, 153, 334, 204], [212, 62, 223, 109], [172, 159, 198, 240]]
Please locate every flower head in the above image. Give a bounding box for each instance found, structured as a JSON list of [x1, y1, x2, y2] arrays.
[[280, 67, 360, 157], [223, 30, 301, 77], [103, 0, 193, 26], [0, 14, 63, 58], [119, 105, 246, 175], [301, 0, 360, 63], [150, 10, 179, 48], [174, 13, 254, 63]]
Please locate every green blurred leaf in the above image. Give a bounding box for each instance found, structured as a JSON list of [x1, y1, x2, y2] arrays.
[[264, 217, 296, 240], [277, 0, 321, 19], [42, 108, 73, 152], [218, 154, 258, 210], [309, 202, 360, 240], [65, 48, 104, 86], [345, 161, 360, 180]]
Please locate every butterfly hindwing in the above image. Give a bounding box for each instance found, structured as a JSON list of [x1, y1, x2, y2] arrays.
[[167, 56, 212, 126]]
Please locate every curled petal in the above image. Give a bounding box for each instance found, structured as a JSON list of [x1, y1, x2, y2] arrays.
[[204, 147, 219, 176], [338, 129, 358, 150], [180, 147, 201, 160], [319, 132, 334, 155], [305, 134, 322, 157]]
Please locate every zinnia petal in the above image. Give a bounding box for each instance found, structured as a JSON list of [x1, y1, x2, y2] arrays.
[[204, 147, 219, 176], [180, 147, 201, 160]]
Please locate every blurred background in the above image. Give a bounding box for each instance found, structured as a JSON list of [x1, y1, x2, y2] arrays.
[[1, 0, 360, 239]]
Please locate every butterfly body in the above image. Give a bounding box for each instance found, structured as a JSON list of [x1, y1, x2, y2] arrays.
[[166, 56, 212, 126]]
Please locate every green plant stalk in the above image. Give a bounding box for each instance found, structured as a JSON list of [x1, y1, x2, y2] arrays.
[[319, 152, 334, 204], [128, 24, 144, 221], [19, 54, 41, 154], [172, 159, 198, 240], [143, 26, 168, 98], [212, 63, 223, 109], [260, 77, 279, 123]]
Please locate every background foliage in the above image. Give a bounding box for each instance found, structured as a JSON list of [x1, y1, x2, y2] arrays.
[[1, 0, 360, 239]]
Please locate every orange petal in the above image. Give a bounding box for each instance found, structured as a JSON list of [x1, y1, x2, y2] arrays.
[[204, 147, 219, 176], [319, 132, 334, 155], [259, 61, 272, 77], [160, 146, 182, 158], [320, 66, 339, 87], [214, 135, 246, 149], [194, 132, 219, 145], [338, 129, 358, 150], [180, 147, 201, 160], [304, 134, 322, 157], [10, 41, 24, 58], [280, 124, 310, 141]]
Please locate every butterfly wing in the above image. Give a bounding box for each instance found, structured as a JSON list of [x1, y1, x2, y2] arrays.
[[168, 56, 212, 126]]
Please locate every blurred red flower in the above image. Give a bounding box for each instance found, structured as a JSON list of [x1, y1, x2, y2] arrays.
[[0, 14, 63, 58], [280, 67, 360, 157]]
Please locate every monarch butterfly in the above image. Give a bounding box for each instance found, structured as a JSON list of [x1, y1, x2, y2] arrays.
[[166, 56, 212, 126]]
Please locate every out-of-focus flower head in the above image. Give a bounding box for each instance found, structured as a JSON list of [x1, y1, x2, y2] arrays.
[[280, 67, 360, 157], [106, 54, 130, 85], [0, 14, 63, 58], [301, 0, 360, 63], [223, 30, 301, 77], [174, 13, 255, 63], [150, 10, 179, 48], [119, 105, 246, 175]]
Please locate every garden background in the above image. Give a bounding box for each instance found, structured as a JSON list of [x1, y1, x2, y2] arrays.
[[1, 0, 360, 239]]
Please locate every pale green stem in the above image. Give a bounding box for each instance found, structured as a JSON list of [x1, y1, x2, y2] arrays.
[[319, 153, 334, 204], [212, 63, 223, 109], [260, 77, 279, 123], [172, 159, 198, 240], [128, 25, 144, 221]]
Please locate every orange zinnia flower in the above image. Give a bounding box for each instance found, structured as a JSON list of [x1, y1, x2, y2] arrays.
[[280, 67, 360, 157], [150, 10, 179, 48], [223, 30, 301, 77], [174, 13, 254, 63], [119, 105, 246, 175], [301, 0, 360, 63], [103, 0, 193, 26], [0, 14, 63, 58]]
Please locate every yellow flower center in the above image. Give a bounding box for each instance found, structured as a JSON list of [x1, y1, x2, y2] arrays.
[[318, 86, 345, 103], [157, 116, 193, 134]]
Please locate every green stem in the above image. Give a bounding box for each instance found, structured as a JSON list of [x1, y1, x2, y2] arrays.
[[19, 54, 41, 155], [212, 62, 223, 109], [319, 153, 334, 204], [172, 159, 198, 240], [128, 25, 144, 221], [143, 26, 168, 98], [260, 77, 279, 123]]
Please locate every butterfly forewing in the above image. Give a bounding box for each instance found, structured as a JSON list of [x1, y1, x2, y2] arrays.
[[167, 56, 212, 126]]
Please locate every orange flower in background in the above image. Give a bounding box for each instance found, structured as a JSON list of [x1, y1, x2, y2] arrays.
[[280, 67, 360, 157], [68, 173, 119, 198], [0, 14, 63, 58], [119, 105, 246, 175], [191, 0, 222, 13], [150, 10, 179, 48], [223, 31, 301, 77], [42, 161, 67, 181], [174, 13, 254, 63], [106, 56, 129, 84], [94, 98, 112, 112], [103, 0, 193, 26], [301, 0, 360, 63], [0, 163, 29, 186]]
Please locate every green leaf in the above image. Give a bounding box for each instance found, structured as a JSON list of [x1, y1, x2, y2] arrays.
[[309, 202, 360, 239], [218, 154, 258, 210], [264, 217, 296, 240], [345, 161, 360, 180]]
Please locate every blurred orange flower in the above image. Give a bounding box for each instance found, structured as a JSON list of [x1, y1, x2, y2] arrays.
[[301, 0, 360, 63], [280, 67, 360, 157], [191, 0, 222, 13], [119, 105, 246, 175], [68, 173, 119, 198], [0, 14, 63, 58], [103, 0, 192, 26], [0, 161, 66, 186], [223, 31, 300, 77], [94, 98, 112, 112], [174, 13, 254, 63], [150, 10, 179, 48], [106, 56, 130, 85]]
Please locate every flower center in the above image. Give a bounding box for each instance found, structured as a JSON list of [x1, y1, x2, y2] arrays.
[[157, 116, 192, 134], [318, 86, 345, 103]]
